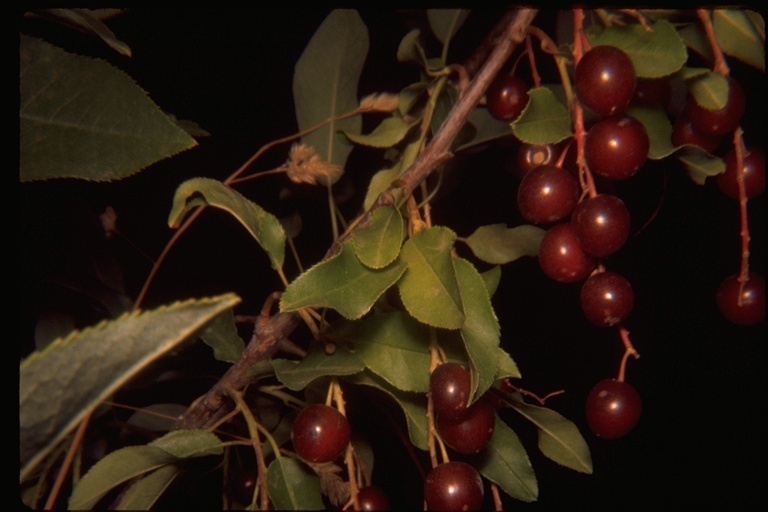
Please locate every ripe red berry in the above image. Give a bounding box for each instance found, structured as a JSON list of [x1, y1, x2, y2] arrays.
[[357, 485, 391, 511], [633, 77, 671, 109], [585, 114, 649, 180], [538, 223, 596, 283], [231, 468, 259, 505], [291, 404, 351, 463], [580, 271, 635, 327], [424, 461, 484, 511], [687, 76, 746, 136], [575, 45, 636, 117], [671, 114, 722, 154], [436, 398, 496, 454], [716, 272, 765, 326], [430, 363, 472, 419], [571, 194, 632, 258], [486, 73, 529, 121], [586, 378, 642, 439], [716, 146, 765, 199], [517, 164, 580, 224]]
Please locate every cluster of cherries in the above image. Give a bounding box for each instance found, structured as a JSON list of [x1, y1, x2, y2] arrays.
[[489, 43, 765, 441]]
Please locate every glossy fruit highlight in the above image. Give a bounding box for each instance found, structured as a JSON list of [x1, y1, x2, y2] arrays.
[[586, 378, 642, 439], [716, 272, 766, 325], [424, 461, 484, 511], [575, 45, 636, 116], [291, 404, 351, 463]]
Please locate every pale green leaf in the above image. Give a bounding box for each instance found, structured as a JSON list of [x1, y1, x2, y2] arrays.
[[455, 258, 500, 401], [168, 177, 286, 271], [19, 35, 196, 182], [496, 348, 522, 380], [589, 19, 688, 78], [508, 399, 593, 474], [198, 307, 245, 363], [351, 206, 405, 269], [398, 226, 464, 329], [346, 371, 429, 450], [329, 312, 431, 392], [427, 9, 470, 45], [363, 139, 420, 211], [626, 105, 675, 160], [272, 344, 365, 391], [126, 403, 187, 433], [714, 9, 765, 71], [69, 445, 176, 510], [481, 266, 502, 297], [463, 224, 545, 265], [110, 465, 179, 510], [20, 294, 240, 480], [150, 429, 224, 459], [675, 146, 726, 185], [397, 29, 427, 66], [344, 116, 414, 148], [512, 87, 573, 145], [687, 71, 730, 110], [293, 9, 368, 182], [267, 457, 324, 511], [470, 418, 538, 502], [280, 242, 406, 319]]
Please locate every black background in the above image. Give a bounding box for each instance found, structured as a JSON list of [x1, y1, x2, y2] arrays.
[[20, 8, 765, 510]]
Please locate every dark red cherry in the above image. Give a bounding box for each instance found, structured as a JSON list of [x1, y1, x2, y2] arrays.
[[586, 378, 642, 439], [716, 146, 765, 199], [424, 461, 484, 511], [687, 76, 746, 136], [538, 223, 596, 283], [580, 271, 635, 327], [291, 404, 351, 463], [436, 398, 496, 454], [357, 485, 391, 511], [585, 114, 649, 180], [571, 194, 632, 258], [517, 164, 580, 224], [486, 74, 529, 121], [672, 114, 722, 154], [716, 272, 765, 325], [430, 363, 472, 419], [575, 45, 636, 117]]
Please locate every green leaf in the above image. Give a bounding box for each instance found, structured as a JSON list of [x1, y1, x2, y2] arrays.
[[328, 312, 432, 393], [398, 226, 464, 329], [346, 371, 429, 450], [19, 35, 196, 182], [463, 224, 545, 265], [589, 19, 688, 78], [20, 294, 240, 480], [427, 9, 470, 45], [126, 403, 187, 433], [280, 242, 406, 319], [687, 71, 729, 110], [675, 147, 726, 185], [168, 177, 286, 271], [396, 29, 427, 65], [362, 139, 420, 211], [351, 206, 406, 269], [625, 105, 675, 160], [69, 429, 223, 510], [69, 445, 177, 509], [496, 348, 522, 380], [508, 399, 593, 474], [110, 464, 180, 510], [267, 457, 324, 511], [344, 116, 414, 148], [272, 344, 365, 391], [35, 9, 132, 56], [512, 87, 573, 145], [714, 9, 765, 71], [293, 9, 368, 182], [455, 258, 500, 402], [457, 108, 513, 152], [471, 418, 538, 502], [198, 307, 245, 363], [481, 266, 502, 298]]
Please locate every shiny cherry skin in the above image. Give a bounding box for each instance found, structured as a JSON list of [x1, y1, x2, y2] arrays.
[[571, 194, 632, 258], [430, 363, 472, 419], [356, 485, 391, 511], [515, 142, 560, 178], [575, 45, 636, 117], [672, 114, 722, 154], [585, 114, 649, 180], [716, 146, 765, 199], [586, 378, 642, 439], [486, 74, 529, 121], [580, 271, 635, 327], [424, 461, 484, 511], [517, 164, 580, 224], [436, 398, 496, 454], [716, 272, 765, 325], [291, 404, 351, 463], [538, 223, 596, 283]]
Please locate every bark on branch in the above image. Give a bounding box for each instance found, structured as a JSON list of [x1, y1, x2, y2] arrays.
[[174, 7, 539, 431]]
